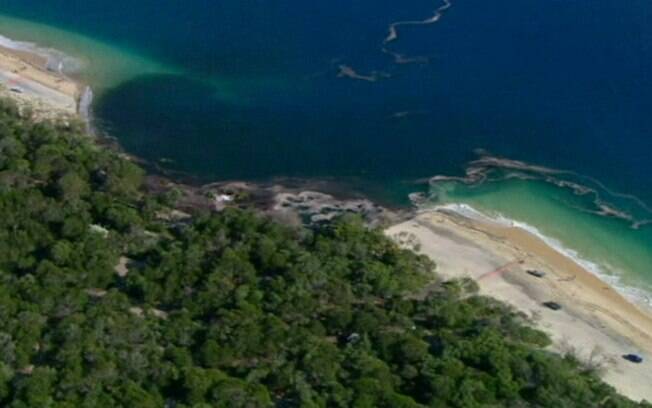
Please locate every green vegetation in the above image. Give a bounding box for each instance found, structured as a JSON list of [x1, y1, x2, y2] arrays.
[[0, 98, 648, 407]]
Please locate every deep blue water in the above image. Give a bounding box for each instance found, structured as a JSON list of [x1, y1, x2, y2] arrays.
[[2, 0, 652, 301], [0, 0, 651, 205]]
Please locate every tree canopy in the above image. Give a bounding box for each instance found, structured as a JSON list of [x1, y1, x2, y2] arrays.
[[0, 98, 648, 407]]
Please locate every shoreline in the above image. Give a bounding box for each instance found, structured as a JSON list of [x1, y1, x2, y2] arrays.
[[386, 208, 652, 402], [2, 26, 651, 402], [0, 36, 84, 120], [438, 203, 652, 311]]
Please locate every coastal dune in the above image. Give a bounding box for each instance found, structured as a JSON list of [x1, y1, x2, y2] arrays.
[[387, 209, 652, 402]]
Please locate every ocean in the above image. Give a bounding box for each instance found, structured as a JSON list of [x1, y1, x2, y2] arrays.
[[0, 0, 650, 305]]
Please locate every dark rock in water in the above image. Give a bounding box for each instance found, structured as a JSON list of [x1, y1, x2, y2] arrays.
[[179, 179, 413, 228], [272, 190, 407, 228]]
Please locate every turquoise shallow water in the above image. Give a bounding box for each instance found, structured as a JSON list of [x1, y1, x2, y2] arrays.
[[0, 1, 650, 302], [428, 169, 652, 308], [0, 14, 172, 92]]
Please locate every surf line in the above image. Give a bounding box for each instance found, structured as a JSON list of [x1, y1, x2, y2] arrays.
[[382, 0, 452, 64]]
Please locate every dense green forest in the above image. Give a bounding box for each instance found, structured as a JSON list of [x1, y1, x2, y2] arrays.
[[0, 98, 648, 407]]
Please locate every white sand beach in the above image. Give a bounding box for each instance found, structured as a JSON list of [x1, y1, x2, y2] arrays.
[[387, 209, 652, 402], [0, 44, 80, 119]]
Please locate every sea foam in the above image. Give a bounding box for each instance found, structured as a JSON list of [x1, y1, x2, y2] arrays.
[[0, 33, 84, 75], [430, 202, 652, 310], [78, 86, 93, 117]]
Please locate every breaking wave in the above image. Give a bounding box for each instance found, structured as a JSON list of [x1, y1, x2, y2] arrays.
[[427, 202, 652, 311], [336, 0, 453, 81], [0, 33, 84, 75]]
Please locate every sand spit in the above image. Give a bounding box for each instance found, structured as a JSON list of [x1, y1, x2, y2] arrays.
[[387, 209, 652, 402]]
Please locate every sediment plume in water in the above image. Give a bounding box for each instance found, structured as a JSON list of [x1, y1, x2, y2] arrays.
[[336, 0, 453, 81], [0, 33, 84, 75], [382, 0, 452, 64]]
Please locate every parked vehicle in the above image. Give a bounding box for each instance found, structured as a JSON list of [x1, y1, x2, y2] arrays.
[[526, 269, 546, 278], [622, 354, 643, 364], [542, 301, 562, 311]]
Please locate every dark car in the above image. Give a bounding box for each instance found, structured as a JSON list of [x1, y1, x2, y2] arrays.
[[542, 301, 562, 311], [526, 270, 546, 278], [622, 354, 643, 364]]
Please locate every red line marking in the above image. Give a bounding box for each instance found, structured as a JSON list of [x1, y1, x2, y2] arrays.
[[6, 77, 21, 87], [478, 260, 524, 281]]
